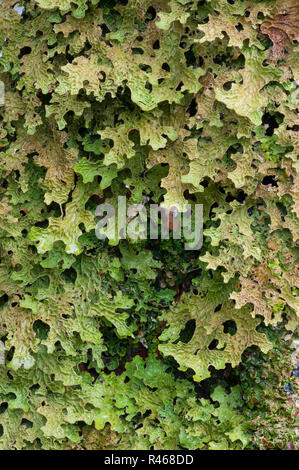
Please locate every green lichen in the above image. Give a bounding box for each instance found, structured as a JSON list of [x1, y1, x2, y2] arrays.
[[0, 0, 297, 450]]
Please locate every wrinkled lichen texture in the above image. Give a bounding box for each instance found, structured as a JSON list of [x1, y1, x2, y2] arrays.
[[0, 0, 298, 450]]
